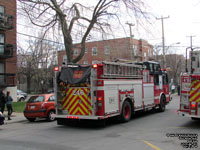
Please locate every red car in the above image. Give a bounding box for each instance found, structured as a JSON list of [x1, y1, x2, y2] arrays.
[[24, 94, 56, 122]]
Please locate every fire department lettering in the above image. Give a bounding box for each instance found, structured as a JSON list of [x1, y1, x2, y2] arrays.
[[73, 71, 83, 79]]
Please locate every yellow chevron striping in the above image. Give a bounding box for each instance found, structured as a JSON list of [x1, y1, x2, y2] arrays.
[[79, 95, 92, 110], [191, 80, 198, 87], [68, 100, 79, 114], [79, 102, 89, 115], [62, 88, 73, 109], [190, 82, 200, 95], [190, 92, 200, 101], [66, 94, 78, 110]]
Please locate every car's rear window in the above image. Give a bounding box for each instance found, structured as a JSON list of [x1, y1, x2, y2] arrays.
[[28, 96, 45, 103]]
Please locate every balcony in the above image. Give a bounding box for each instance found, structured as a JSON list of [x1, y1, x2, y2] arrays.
[[0, 44, 14, 59], [0, 73, 15, 87], [0, 12, 14, 31]]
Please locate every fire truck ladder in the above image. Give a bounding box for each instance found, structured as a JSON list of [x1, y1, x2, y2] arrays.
[[101, 61, 143, 79]]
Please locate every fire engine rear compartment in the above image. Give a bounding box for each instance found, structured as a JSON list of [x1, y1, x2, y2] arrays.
[[55, 62, 167, 123], [178, 74, 200, 118]]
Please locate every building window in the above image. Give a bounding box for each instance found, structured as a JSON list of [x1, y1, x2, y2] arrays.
[[144, 52, 147, 61], [74, 49, 78, 56], [133, 45, 137, 56], [0, 6, 5, 14], [148, 49, 152, 57], [104, 46, 110, 55], [92, 47, 98, 56], [85, 48, 88, 53], [0, 34, 5, 55], [92, 60, 98, 64], [63, 55, 67, 64], [0, 63, 4, 84], [84, 61, 88, 65]]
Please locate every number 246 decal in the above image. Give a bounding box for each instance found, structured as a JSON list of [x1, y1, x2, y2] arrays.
[[72, 89, 84, 96]]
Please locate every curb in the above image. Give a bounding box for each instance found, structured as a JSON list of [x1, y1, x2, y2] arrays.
[[4, 119, 27, 125]]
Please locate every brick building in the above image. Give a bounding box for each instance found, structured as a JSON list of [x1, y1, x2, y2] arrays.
[[58, 38, 154, 66], [0, 0, 17, 99]]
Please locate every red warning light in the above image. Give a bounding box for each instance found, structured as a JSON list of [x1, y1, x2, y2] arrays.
[[54, 67, 59, 71], [92, 64, 98, 69]]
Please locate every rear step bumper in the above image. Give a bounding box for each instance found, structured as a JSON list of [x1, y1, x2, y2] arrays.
[[177, 110, 200, 118], [55, 113, 119, 120]]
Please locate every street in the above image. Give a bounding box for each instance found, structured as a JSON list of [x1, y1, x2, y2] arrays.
[[0, 94, 199, 150]]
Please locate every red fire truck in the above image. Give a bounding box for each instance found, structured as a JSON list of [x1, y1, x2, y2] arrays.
[[178, 50, 200, 119], [54, 61, 170, 125]]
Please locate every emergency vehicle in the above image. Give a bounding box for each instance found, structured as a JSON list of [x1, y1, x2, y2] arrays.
[[178, 50, 200, 119], [54, 61, 170, 125]]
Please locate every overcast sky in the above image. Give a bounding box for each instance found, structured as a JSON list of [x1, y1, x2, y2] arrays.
[[141, 0, 200, 55], [18, 0, 200, 56]]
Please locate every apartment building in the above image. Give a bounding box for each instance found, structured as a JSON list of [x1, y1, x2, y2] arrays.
[[58, 38, 154, 66], [0, 0, 17, 99]]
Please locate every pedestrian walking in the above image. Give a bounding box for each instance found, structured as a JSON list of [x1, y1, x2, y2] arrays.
[[6, 91, 13, 120], [0, 90, 6, 113]]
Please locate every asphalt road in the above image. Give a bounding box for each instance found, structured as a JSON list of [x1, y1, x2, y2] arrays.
[[0, 94, 199, 150]]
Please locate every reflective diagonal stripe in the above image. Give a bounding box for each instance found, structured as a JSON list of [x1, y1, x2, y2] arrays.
[[190, 80, 200, 102], [62, 88, 73, 109], [190, 82, 200, 96], [62, 87, 92, 115], [191, 80, 198, 88]]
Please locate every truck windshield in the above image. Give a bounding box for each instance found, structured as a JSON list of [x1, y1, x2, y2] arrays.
[[28, 96, 45, 103]]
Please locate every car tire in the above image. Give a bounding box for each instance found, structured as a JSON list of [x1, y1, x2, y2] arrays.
[[19, 97, 25, 102], [47, 110, 55, 122], [26, 118, 36, 122], [120, 101, 132, 123]]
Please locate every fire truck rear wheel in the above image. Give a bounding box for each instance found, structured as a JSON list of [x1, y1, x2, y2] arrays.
[[121, 101, 132, 122], [159, 95, 166, 112]]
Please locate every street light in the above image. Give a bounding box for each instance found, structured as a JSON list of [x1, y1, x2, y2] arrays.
[[165, 42, 180, 53]]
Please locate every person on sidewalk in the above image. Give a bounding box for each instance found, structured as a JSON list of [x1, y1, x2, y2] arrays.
[[0, 90, 6, 113], [6, 91, 13, 120]]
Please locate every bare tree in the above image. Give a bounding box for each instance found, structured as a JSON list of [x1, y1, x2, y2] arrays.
[[17, 37, 57, 93], [19, 0, 147, 63]]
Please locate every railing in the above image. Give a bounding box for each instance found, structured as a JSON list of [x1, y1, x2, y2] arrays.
[[0, 12, 14, 31], [0, 44, 14, 59], [0, 73, 15, 87]]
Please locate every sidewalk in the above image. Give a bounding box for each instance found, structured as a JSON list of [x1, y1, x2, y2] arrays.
[[3, 111, 27, 124]]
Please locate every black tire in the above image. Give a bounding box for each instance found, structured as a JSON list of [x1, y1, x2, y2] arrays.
[[26, 117, 36, 122], [18, 97, 25, 102], [159, 95, 166, 112], [121, 101, 132, 122], [47, 110, 55, 122]]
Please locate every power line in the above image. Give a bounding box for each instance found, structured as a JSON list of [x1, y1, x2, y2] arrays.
[[17, 32, 64, 45]]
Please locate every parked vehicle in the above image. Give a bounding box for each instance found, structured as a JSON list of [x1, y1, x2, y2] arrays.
[[54, 61, 171, 125], [24, 93, 55, 122], [0, 112, 4, 125], [17, 89, 27, 102], [17, 94, 26, 102], [17, 89, 27, 98]]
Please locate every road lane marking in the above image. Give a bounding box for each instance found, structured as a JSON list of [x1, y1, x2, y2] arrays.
[[143, 140, 161, 150]]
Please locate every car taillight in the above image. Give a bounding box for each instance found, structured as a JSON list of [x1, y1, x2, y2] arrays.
[[41, 102, 47, 109]]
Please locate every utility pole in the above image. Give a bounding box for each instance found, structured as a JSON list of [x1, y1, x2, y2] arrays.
[[156, 16, 170, 68], [186, 35, 195, 73], [126, 22, 135, 60]]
